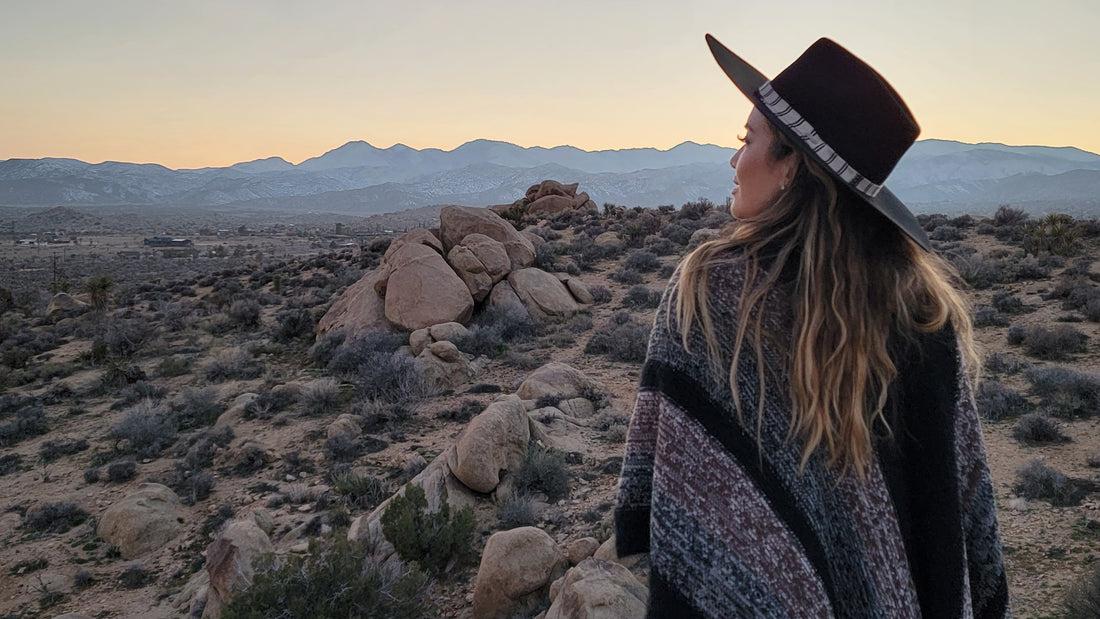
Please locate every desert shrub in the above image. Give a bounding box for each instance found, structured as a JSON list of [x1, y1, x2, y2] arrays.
[[157, 465, 215, 505], [244, 387, 296, 420], [177, 426, 235, 471], [353, 398, 414, 432], [514, 445, 570, 502], [588, 285, 612, 304], [975, 381, 1030, 421], [584, 312, 650, 363], [930, 225, 964, 242], [97, 317, 151, 358], [990, 291, 1026, 314], [73, 567, 94, 590], [452, 306, 541, 359], [1064, 564, 1100, 619], [11, 557, 48, 575], [1014, 459, 1087, 506], [325, 331, 408, 375], [496, 493, 539, 529], [106, 460, 138, 483], [1006, 325, 1027, 346], [1023, 213, 1081, 256], [1025, 366, 1100, 418], [437, 399, 483, 423], [624, 251, 661, 273], [227, 299, 262, 329], [174, 387, 225, 430], [0, 405, 49, 447], [0, 453, 23, 476], [946, 253, 998, 289], [976, 222, 995, 235], [330, 468, 390, 510], [623, 285, 662, 309], [663, 223, 693, 246], [119, 563, 148, 589], [301, 378, 342, 416], [1011, 414, 1068, 445], [993, 204, 1029, 227], [107, 401, 177, 458], [647, 237, 678, 256], [274, 308, 315, 342], [112, 380, 167, 409], [156, 355, 193, 377], [380, 484, 476, 575], [984, 353, 1028, 376], [39, 438, 89, 463], [678, 199, 715, 221], [610, 266, 643, 285], [221, 536, 434, 619], [972, 307, 1009, 328], [101, 361, 146, 388], [83, 467, 101, 483], [1019, 325, 1088, 360], [202, 348, 264, 382], [23, 502, 88, 534], [324, 434, 366, 463], [335, 351, 422, 403]]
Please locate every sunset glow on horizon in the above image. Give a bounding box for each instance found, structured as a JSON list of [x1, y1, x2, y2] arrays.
[[2, 0, 1098, 169]]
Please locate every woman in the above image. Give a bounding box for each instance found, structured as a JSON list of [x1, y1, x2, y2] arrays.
[[615, 35, 1010, 618]]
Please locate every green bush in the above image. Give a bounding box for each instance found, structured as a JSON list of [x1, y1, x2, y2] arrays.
[[380, 484, 476, 575], [223, 535, 433, 619]]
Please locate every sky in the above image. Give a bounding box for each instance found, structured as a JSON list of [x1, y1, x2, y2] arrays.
[[2, 0, 1098, 169]]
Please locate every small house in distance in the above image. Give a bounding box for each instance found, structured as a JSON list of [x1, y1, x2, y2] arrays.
[[143, 236, 194, 248]]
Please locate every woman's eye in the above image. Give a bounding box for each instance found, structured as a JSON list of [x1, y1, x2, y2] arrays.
[[736, 134, 747, 144]]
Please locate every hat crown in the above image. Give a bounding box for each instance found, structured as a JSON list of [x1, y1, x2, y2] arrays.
[[766, 38, 918, 185]]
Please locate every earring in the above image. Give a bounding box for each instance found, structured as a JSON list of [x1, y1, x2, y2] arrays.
[[780, 182, 787, 191]]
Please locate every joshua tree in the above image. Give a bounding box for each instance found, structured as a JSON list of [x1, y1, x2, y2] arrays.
[[84, 275, 113, 311]]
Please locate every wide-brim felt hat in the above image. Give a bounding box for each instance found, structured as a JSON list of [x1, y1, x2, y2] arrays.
[[706, 34, 931, 251]]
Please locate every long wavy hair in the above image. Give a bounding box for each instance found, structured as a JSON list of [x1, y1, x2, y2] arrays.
[[674, 116, 978, 479]]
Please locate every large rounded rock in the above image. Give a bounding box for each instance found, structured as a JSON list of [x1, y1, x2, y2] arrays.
[[97, 483, 185, 559], [461, 233, 512, 283], [384, 243, 474, 330], [414, 341, 472, 391], [526, 180, 578, 201], [316, 268, 392, 340], [46, 292, 88, 316], [517, 362, 598, 402], [545, 558, 648, 619], [439, 206, 535, 271], [447, 244, 493, 302], [204, 519, 275, 618], [558, 274, 594, 305], [382, 228, 443, 262], [528, 195, 576, 218], [508, 268, 579, 319], [488, 281, 530, 318], [447, 395, 529, 493], [472, 527, 567, 619]]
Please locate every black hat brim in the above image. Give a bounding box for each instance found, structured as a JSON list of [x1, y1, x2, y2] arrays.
[[705, 34, 931, 252]]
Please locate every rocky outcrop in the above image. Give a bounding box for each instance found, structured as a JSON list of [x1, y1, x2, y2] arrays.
[[472, 527, 568, 619], [383, 242, 474, 330], [46, 292, 89, 316], [414, 340, 473, 391], [544, 558, 648, 619], [314, 268, 392, 339], [439, 205, 536, 271], [447, 395, 530, 493], [202, 518, 275, 618], [517, 362, 600, 402], [507, 269, 580, 319], [97, 483, 185, 559]]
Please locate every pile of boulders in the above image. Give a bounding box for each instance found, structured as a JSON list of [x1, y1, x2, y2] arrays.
[[490, 180, 598, 220], [317, 204, 592, 339]]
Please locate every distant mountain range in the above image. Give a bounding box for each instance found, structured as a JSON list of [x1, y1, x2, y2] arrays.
[[2, 139, 1099, 217]]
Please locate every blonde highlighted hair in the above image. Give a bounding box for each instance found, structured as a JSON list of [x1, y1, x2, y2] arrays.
[[674, 121, 978, 479]]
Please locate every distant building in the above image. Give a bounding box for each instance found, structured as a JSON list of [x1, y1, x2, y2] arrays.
[[143, 236, 194, 248]]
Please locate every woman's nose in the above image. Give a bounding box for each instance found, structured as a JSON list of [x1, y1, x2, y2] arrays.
[[730, 150, 740, 169]]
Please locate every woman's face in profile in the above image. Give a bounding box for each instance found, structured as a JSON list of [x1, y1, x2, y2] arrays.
[[729, 108, 794, 219]]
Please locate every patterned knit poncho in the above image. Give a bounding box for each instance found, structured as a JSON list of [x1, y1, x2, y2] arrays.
[[615, 253, 1010, 618]]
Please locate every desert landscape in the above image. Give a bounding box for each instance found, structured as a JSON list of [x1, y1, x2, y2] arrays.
[[0, 184, 1098, 619]]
